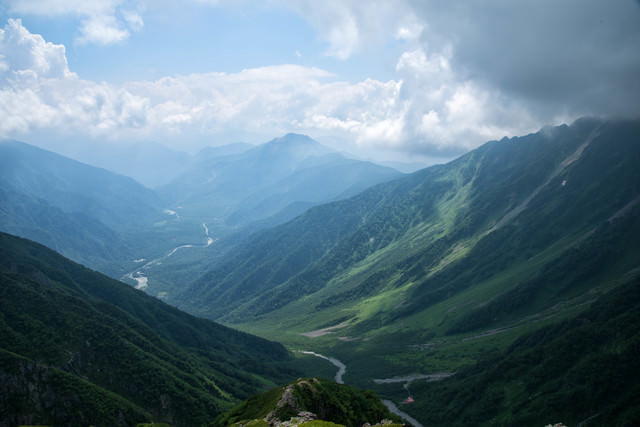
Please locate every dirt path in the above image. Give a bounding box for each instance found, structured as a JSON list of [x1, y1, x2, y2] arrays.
[[300, 321, 350, 338]]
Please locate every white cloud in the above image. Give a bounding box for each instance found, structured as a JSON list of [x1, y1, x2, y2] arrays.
[[121, 10, 144, 32], [276, 0, 640, 157], [395, 20, 423, 41], [0, 20, 411, 150], [7, 0, 144, 45], [278, 0, 418, 60], [0, 18, 542, 161], [396, 48, 450, 76], [264, 1, 542, 157], [77, 14, 130, 45], [0, 19, 73, 79], [4, 1, 638, 162]]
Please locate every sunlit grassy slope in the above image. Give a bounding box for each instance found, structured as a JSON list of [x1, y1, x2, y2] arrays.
[[177, 118, 640, 424]]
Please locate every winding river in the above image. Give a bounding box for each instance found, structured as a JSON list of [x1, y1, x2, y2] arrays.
[[299, 351, 346, 384], [381, 400, 424, 427], [299, 351, 443, 427], [120, 221, 214, 290]]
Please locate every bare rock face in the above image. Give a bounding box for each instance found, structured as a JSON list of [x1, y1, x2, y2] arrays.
[[265, 379, 322, 426]]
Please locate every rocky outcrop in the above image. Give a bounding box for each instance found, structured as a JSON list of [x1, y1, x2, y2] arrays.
[[215, 378, 403, 427]]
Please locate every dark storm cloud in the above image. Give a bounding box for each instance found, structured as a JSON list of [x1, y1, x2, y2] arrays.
[[410, 0, 640, 120]]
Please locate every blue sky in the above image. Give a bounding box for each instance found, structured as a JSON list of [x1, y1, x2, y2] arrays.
[[1, 1, 639, 164]]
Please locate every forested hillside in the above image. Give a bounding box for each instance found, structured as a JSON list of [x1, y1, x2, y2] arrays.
[[0, 232, 296, 426], [175, 118, 640, 425]]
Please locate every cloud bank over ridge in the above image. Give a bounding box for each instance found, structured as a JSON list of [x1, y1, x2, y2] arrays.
[[1, 0, 639, 162]]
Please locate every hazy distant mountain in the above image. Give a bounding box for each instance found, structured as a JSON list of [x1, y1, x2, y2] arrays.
[[65, 140, 193, 188], [160, 133, 403, 229], [56, 140, 255, 188], [0, 186, 133, 275], [0, 136, 399, 292], [379, 159, 433, 173], [0, 139, 167, 275], [176, 118, 640, 424], [195, 142, 254, 162], [0, 140, 162, 231], [181, 118, 640, 322], [0, 232, 294, 427]]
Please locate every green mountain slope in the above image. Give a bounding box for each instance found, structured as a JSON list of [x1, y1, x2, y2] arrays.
[[123, 133, 400, 301], [0, 232, 296, 427], [0, 139, 173, 276], [0, 139, 162, 231], [159, 133, 402, 229], [0, 185, 134, 275], [175, 118, 640, 423], [213, 377, 401, 427], [180, 118, 639, 322], [408, 274, 640, 426]]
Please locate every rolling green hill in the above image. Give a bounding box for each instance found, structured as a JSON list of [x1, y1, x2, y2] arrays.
[[213, 377, 401, 427], [175, 117, 640, 424], [0, 232, 297, 427]]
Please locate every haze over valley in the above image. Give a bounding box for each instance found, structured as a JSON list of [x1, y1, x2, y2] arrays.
[[1, 1, 640, 426]]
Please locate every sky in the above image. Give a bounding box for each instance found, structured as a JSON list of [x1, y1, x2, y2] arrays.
[[1, 0, 639, 164]]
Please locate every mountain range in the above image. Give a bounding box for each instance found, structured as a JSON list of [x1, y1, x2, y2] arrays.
[[174, 117, 640, 425], [159, 133, 402, 229], [0, 134, 401, 289], [60, 139, 255, 188], [1, 117, 639, 425], [179, 118, 640, 324]]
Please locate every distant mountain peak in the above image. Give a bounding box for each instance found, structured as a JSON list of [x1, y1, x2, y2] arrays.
[[269, 133, 318, 146], [260, 133, 332, 160]]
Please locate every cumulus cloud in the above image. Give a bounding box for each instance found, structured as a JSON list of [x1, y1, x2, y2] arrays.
[[279, 0, 420, 59], [3, 0, 640, 162], [7, 0, 143, 45], [0, 20, 408, 152], [259, 1, 546, 155], [0, 19, 148, 136], [280, 0, 640, 155], [0, 18, 73, 79], [406, 0, 640, 121]]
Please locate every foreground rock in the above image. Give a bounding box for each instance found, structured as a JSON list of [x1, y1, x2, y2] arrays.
[[212, 378, 403, 427]]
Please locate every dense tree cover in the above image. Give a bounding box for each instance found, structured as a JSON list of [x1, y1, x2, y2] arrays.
[[213, 378, 401, 427], [179, 118, 640, 329], [449, 206, 640, 334], [0, 232, 297, 426], [407, 276, 640, 426], [176, 118, 640, 425]]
